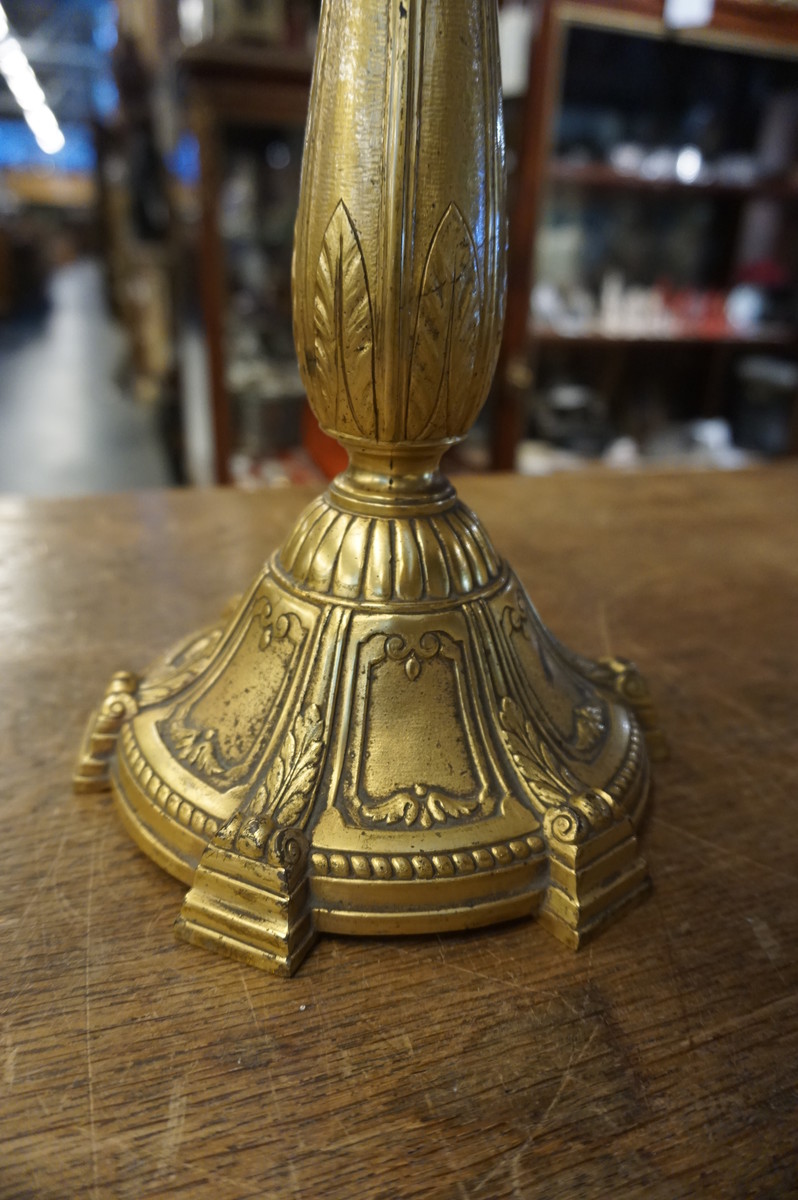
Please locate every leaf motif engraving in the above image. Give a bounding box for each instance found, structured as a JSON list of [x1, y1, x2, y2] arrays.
[[266, 752, 285, 803], [313, 201, 377, 439], [425, 794, 478, 823], [573, 703, 605, 751], [361, 790, 478, 829], [500, 697, 576, 809], [253, 706, 325, 830], [171, 721, 225, 778], [407, 204, 481, 441], [361, 795, 420, 826]]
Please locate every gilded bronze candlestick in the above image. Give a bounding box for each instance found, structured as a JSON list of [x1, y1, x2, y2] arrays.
[[76, 0, 661, 975]]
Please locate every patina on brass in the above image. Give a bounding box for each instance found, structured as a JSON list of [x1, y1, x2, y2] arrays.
[[76, 0, 662, 975]]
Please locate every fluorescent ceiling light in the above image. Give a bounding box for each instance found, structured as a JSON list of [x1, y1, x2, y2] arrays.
[[26, 105, 59, 137], [1, 47, 47, 112], [10, 74, 47, 113], [27, 118, 65, 155], [0, 36, 26, 72], [0, 11, 65, 156]]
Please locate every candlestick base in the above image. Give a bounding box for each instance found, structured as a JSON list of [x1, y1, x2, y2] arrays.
[[75, 474, 660, 974]]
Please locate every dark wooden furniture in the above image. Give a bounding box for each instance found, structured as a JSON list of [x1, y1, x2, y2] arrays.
[[2, 467, 797, 1196], [493, 0, 798, 468], [182, 42, 312, 483]]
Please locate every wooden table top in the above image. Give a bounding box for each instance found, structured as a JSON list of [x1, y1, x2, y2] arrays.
[[2, 468, 797, 1199]]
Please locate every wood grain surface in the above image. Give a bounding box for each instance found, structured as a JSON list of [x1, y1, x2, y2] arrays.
[[2, 469, 797, 1199]]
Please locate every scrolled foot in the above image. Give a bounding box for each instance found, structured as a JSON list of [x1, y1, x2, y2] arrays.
[[74, 671, 139, 794]]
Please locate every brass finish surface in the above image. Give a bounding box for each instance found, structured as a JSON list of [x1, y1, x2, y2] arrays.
[[76, 0, 658, 974]]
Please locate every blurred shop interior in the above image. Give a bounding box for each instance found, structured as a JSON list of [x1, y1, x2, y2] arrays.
[[0, 0, 796, 495]]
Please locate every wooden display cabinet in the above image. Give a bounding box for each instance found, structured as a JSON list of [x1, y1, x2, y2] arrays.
[[493, 0, 798, 468], [181, 41, 313, 484]]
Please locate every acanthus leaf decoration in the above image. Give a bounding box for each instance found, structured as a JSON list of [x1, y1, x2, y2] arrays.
[[265, 748, 286, 808], [499, 697, 577, 809], [573, 703, 605, 751], [253, 705, 325, 829], [361, 790, 478, 830], [171, 716, 225, 778], [313, 201, 377, 440], [406, 203, 481, 441], [424, 793, 479, 824], [360, 795, 420, 827], [501, 699, 624, 844]]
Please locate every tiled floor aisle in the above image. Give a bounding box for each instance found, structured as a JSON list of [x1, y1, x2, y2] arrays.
[[0, 259, 172, 496]]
